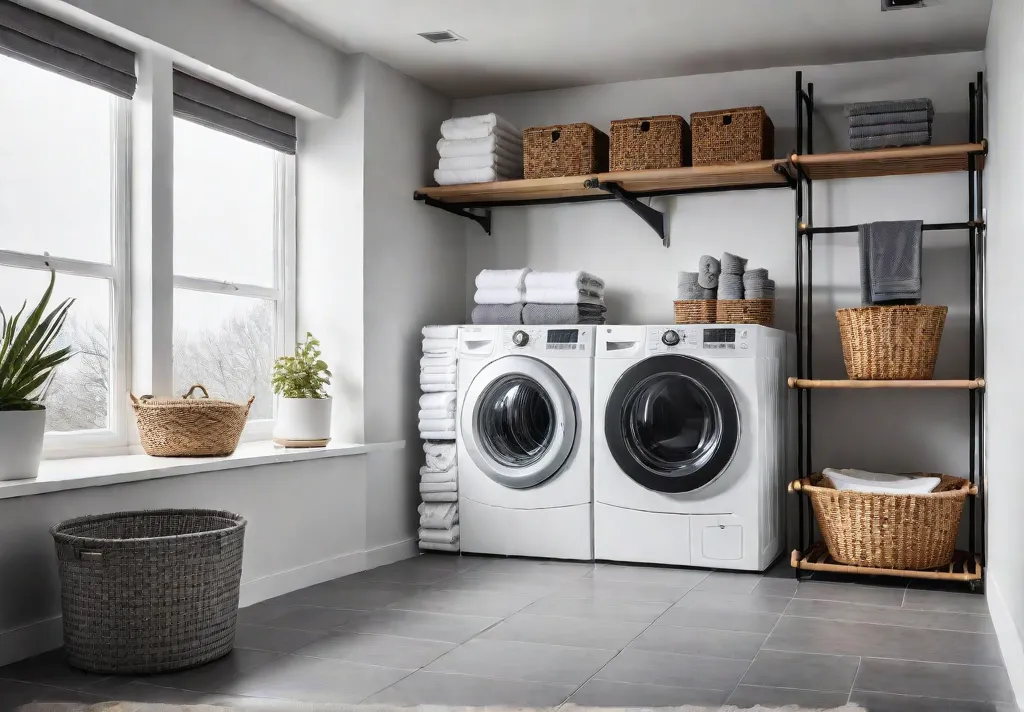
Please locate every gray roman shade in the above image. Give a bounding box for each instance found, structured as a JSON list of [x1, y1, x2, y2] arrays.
[[173, 70, 296, 154], [0, 0, 135, 98]]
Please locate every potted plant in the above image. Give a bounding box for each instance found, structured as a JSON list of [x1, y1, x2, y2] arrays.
[[271, 332, 332, 447], [0, 271, 75, 480]]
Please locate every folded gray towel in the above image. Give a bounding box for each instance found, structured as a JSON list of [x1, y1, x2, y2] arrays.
[[743, 268, 769, 282], [844, 98, 934, 118], [698, 255, 721, 289], [721, 252, 748, 275], [850, 121, 931, 139], [678, 271, 700, 286], [472, 303, 524, 325], [850, 132, 932, 151], [523, 303, 606, 325], [718, 273, 744, 300], [858, 221, 923, 305], [849, 109, 933, 128]]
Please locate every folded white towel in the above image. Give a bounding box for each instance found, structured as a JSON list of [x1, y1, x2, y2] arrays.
[[474, 287, 524, 305], [418, 408, 453, 420], [420, 373, 456, 386], [420, 481, 458, 493], [826, 472, 941, 495], [476, 268, 531, 290], [418, 501, 458, 529], [423, 441, 457, 470], [437, 134, 522, 159], [420, 392, 457, 410], [439, 154, 522, 173], [419, 525, 460, 545], [524, 287, 605, 305], [420, 429, 456, 438], [421, 491, 457, 502], [435, 167, 516, 185], [421, 354, 457, 369], [421, 384, 456, 393], [422, 325, 459, 339], [525, 271, 605, 291], [441, 114, 520, 141], [838, 468, 912, 482], [419, 539, 459, 552], [420, 468, 457, 484], [421, 364, 457, 375], [422, 338, 459, 353], [419, 417, 456, 431]]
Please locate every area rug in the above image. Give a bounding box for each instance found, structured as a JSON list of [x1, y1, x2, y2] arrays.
[[19, 703, 866, 712]]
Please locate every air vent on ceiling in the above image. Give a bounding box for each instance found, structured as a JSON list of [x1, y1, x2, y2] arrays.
[[418, 30, 465, 44], [881, 0, 930, 9]]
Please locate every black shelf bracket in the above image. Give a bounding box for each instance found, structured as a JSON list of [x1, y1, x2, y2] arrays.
[[586, 179, 668, 246], [414, 192, 492, 234], [774, 160, 798, 189]]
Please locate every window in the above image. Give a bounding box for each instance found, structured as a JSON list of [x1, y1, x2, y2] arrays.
[[0, 53, 129, 448]]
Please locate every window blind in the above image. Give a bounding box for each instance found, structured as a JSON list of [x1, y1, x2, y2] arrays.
[[173, 70, 296, 154], [0, 0, 136, 98]]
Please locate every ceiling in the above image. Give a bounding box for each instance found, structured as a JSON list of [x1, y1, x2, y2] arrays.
[[251, 0, 992, 98]]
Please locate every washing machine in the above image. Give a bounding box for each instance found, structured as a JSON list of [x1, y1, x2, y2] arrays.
[[456, 325, 594, 560], [593, 324, 786, 571]]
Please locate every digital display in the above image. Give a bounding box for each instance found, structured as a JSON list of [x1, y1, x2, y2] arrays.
[[704, 328, 736, 343], [547, 329, 579, 344]]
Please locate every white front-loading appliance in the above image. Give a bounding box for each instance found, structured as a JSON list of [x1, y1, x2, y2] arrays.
[[456, 325, 594, 560], [593, 324, 786, 571]]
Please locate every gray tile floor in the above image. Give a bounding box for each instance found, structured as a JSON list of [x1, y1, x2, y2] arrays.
[[0, 554, 1015, 711]]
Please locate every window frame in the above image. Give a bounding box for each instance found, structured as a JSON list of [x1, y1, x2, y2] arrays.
[[0, 93, 132, 455]]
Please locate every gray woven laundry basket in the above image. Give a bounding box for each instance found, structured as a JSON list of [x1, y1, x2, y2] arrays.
[[51, 509, 247, 674]]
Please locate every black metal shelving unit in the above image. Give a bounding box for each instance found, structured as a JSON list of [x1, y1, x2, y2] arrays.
[[790, 70, 988, 589]]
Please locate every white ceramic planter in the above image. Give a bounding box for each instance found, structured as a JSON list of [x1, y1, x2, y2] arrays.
[[0, 408, 46, 480], [273, 396, 333, 444]]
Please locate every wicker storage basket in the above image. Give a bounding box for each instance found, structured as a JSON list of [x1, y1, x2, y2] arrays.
[[610, 115, 691, 171], [51, 509, 247, 673], [131, 384, 253, 457], [716, 299, 775, 326], [674, 300, 716, 324], [794, 473, 973, 570], [690, 106, 774, 165], [837, 305, 947, 380], [523, 123, 609, 179]]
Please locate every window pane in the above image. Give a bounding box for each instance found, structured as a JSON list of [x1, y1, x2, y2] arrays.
[[174, 118, 276, 287], [0, 55, 113, 263], [0, 267, 111, 432], [173, 289, 274, 420]]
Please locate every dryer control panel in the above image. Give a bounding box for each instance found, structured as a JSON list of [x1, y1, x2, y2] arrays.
[[499, 326, 594, 357], [647, 325, 755, 357]]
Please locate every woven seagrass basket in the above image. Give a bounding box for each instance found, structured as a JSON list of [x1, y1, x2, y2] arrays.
[[691, 106, 774, 165], [674, 299, 716, 324], [523, 123, 609, 179], [610, 115, 691, 171], [836, 305, 947, 380], [716, 299, 775, 326], [131, 384, 253, 456]]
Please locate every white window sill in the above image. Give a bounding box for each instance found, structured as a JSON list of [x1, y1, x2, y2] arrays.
[[0, 440, 405, 500]]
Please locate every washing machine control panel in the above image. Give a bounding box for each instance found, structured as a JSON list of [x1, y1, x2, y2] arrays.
[[501, 327, 592, 356], [647, 326, 753, 356]]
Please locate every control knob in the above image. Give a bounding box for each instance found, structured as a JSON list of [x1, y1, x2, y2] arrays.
[[662, 330, 680, 346], [512, 330, 529, 347]]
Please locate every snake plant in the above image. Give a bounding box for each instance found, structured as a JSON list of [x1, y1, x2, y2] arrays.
[[0, 271, 75, 411]]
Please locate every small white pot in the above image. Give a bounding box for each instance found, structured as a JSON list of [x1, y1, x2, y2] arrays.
[[0, 409, 46, 480], [273, 396, 333, 443]]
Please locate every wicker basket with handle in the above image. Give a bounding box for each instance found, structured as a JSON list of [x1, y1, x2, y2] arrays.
[[837, 305, 947, 380], [690, 106, 774, 165], [131, 384, 253, 457], [523, 123, 609, 179], [610, 115, 691, 171], [791, 473, 974, 570], [52, 509, 246, 673]]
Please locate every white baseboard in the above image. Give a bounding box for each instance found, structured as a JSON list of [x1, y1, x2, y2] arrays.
[[239, 549, 368, 607], [988, 574, 1024, 711], [365, 537, 419, 569], [0, 617, 62, 668]]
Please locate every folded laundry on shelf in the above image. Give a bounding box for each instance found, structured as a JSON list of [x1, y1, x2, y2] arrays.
[[522, 303, 607, 325], [525, 271, 605, 292], [418, 408, 455, 420], [420, 392, 457, 411], [419, 540, 459, 552], [419, 501, 459, 529], [439, 154, 522, 172], [438, 134, 522, 159], [420, 384, 456, 394], [848, 109, 933, 128], [472, 303, 524, 325], [419, 526, 460, 545], [420, 469, 458, 484], [474, 287, 525, 305], [423, 440, 457, 470], [422, 337, 459, 353], [475, 268, 531, 290], [844, 98, 934, 117], [823, 468, 940, 495], [421, 364, 457, 376], [422, 325, 459, 340], [420, 492, 457, 503], [419, 417, 456, 432], [850, 132, 931, 150], [823, 467, 909, 482], [419, 372, 456, 386], [441, 113, 520, 141], [420, 481, 458, 494], [849, 121, 931, 139], [435, 166, 517, 185], [421, 353, 457, 368], [523, 287, 604, 305]]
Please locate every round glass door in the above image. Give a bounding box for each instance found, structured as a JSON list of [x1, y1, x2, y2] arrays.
[[605, 354, 739, 493], [461, 356, 577, 489]]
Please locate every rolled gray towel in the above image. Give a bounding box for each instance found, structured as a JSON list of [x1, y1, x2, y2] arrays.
[[721, 252, 748, 275], [849, 109, 933, 128], [743, 268, 769, 282], [677, 271, 700, 286], [844, 98, 934, 118], [850, 132, 931, 151], [718, 273, 744, 300], [849, 121, 931, 139], [677, 284, 705, 300], [703, 288, 717, 300], [698, 255, 721, 289]]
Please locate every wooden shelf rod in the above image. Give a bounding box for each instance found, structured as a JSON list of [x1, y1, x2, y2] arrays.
[[799, 221, 983, 236], [788, 377, 985, 390]]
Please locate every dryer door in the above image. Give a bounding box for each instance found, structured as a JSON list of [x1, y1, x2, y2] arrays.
[[605, 354, 739, 493], [461, 356, 577, 489]]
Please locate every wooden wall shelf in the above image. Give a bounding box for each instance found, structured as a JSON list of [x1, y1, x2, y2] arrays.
[[791, 142, 986, 181], [788, 378, 985, 390]]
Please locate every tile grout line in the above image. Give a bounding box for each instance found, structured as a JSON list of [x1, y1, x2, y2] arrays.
[[847, 656, 862, 705], [725, 589, 792, 706]]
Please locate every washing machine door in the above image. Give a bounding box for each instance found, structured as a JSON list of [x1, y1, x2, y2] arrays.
[[461, 355, 577, 489], [605, 354, 739, 493]]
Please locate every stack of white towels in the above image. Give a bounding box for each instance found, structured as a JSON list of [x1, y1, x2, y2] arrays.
[[524, 271, 607, 325], [419, 325, 460, 552], [472, 268, 529, 325], [435, 113, 523, 186]]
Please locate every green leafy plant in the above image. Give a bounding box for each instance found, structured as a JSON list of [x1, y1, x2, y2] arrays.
[[271, 332, 332, 399], [0, 271, 75, 411]]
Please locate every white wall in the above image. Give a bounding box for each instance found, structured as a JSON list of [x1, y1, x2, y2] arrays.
[[983, 1, 1024, 706], [0, 454, 420, 667], [454, 51, 982, 483]]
